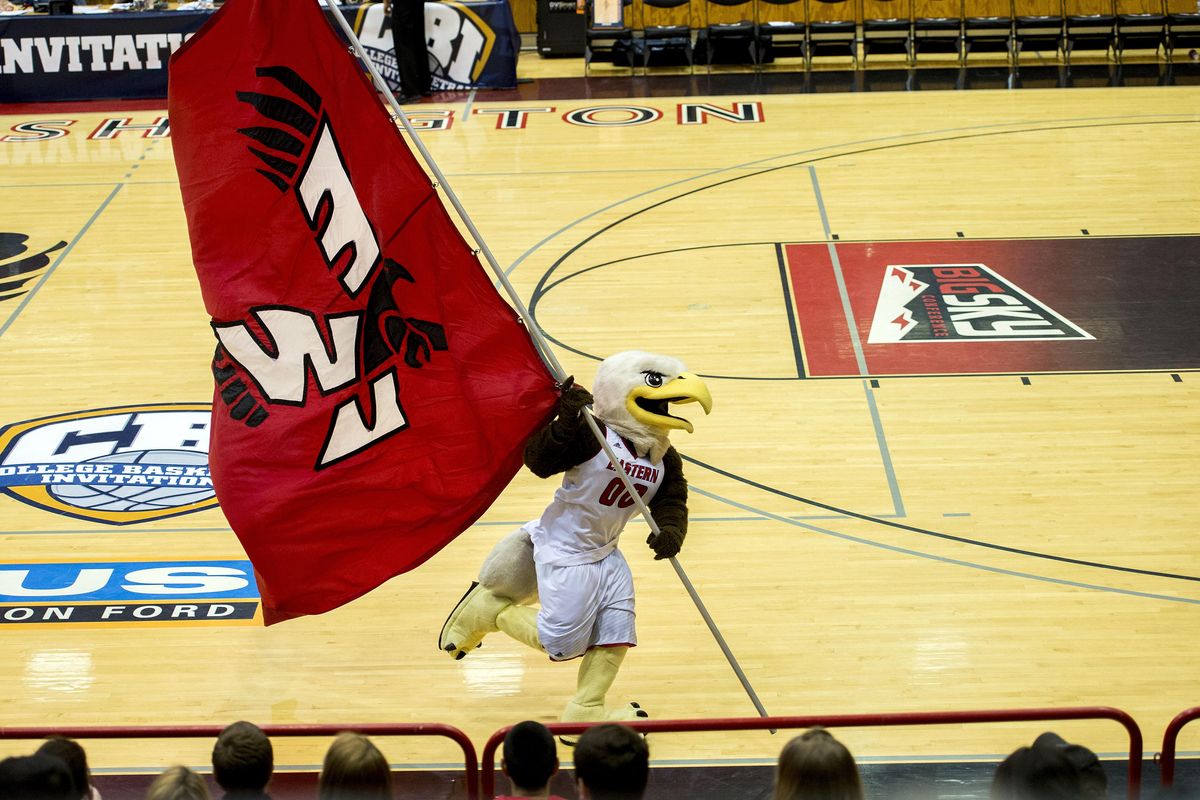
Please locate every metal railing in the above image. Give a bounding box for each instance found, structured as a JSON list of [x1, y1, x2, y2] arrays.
[[481, 707, 1144, 799], [1158, 706, 1200, 788], [0, 722, 479, 800]]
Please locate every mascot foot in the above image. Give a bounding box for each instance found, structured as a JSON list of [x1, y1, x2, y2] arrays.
[[607, 701, 650, 722], [438, 582, 508, 659], [558, 700, 648, 746]]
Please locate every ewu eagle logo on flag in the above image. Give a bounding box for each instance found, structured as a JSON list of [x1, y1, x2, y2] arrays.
[[168, 0, 557, 623]]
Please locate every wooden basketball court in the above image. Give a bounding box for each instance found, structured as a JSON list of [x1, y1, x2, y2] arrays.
[[1, 52, 1198, 795]]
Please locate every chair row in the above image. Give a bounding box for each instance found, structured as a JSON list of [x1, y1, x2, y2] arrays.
[[583, 0, 1200, 70]]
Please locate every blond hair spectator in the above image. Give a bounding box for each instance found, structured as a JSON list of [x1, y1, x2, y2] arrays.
[[146, 766, 211, 800], [317, 732, 392, 800]]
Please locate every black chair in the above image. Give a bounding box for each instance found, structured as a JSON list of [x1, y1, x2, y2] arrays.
[[639, 0, 696, 69], [1013, 0, 1064, 61], [912, 5, 965, 62], [1165, 10, 1200, 60], [700, 0, 760, 67], [963, 15, 1015, 59], [806, 0, 859, 65], [584, 0, 638, 74], [755, 0, 809, 65], [1114, 11, 1166, 61], [862, 0, 914, 62], [1064, 0, 1116, 62]]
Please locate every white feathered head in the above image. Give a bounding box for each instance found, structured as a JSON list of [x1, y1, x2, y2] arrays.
[[591, 350, 712, 463]]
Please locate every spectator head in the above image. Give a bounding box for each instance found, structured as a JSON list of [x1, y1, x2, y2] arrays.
[[501, 721, 559, 797], [0, 753, 76, 800], [573, 723, 649, 800], [773, 727, 863, 800], [317, 732, 392, 800], [992, 732, 1093, 800], [1032, 734, 1106, 800], [36, 737, 93, 800], [146, 766, 211, 800], [212, 721, 273, 794]]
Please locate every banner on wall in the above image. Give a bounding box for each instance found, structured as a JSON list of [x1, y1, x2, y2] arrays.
[[353, 1, 521, 92], [0, 2, 518, 103]]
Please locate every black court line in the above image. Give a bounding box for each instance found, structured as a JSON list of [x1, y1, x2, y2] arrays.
[[774, 242, 805, 380], [682, 453, 1200, 584]]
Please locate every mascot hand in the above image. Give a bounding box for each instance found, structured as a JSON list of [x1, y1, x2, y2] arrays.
[[558, 380, 594, 424], [647, 528, 683, 560]]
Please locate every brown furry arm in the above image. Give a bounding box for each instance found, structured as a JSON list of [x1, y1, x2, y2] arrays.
[[646, 446, 687, 560], [523, 386, 603, 478]]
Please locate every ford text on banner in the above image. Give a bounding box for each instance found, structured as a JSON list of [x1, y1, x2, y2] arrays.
[[167, 0, 558, 623]]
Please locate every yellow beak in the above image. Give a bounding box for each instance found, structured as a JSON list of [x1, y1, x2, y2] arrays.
[[626, 372, 713, 433]]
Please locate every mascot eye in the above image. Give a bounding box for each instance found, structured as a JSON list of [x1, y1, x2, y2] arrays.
[[643, 372, 664, 388]]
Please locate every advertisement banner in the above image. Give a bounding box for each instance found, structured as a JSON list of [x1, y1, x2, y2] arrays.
[[0, 2, 517, 103]]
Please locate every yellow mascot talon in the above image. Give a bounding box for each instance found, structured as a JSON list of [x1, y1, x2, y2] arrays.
[[437, 582, 508, 659]]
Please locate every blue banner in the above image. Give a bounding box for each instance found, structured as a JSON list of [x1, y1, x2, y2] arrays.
[[0, 9, 211, 103], [0, 560, 257, 602], [0, 2, 518, 103]]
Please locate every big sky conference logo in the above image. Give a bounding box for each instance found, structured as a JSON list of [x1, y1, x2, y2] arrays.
[[0, 403, 217, 524], [867, 264, 1093, 344]]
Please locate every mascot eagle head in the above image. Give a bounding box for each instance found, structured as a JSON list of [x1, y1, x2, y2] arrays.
[[591, 350, 712, 463]]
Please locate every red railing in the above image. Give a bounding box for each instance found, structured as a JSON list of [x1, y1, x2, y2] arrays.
[[0, 722, 479, 800], [1158, 706, 1200, 787], [481, 707, 1144, 799]]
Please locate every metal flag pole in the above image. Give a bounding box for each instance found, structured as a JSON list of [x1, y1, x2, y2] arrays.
[[317, 0, 770, 722]]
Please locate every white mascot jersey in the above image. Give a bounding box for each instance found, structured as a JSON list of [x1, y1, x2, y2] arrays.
[[524, 427, 665, 567]]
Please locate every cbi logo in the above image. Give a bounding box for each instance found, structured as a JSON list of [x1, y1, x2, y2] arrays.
[[426, 1, 498, 89], [354, 2, 497, 91], [0, 404, 217, 525], [0, 561, 260, 626]]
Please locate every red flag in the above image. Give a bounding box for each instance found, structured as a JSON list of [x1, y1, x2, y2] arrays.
[[168, 0, 558, 623]]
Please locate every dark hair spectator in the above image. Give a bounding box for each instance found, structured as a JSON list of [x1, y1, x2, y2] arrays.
[[36, 737, 98, 800], [212, 721, 273, 798], [145, 766, 211, 800], [773, 727, 863, 800], [992, 731, 1099, 800], [0, 753, 77, 800], [573, 723, 649, 800], [317, 732, 392, 800], [499, 721, 562, 799]]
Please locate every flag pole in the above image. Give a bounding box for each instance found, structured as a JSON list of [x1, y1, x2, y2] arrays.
[[318, 0, 770, 722], [318, 0, 562, 373]]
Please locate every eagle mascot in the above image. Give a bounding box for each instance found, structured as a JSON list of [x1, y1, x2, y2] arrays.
[[438, 350, 712, 724]]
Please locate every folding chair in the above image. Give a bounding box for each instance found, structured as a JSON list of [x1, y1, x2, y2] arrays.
[[700, 0, 759, 67], [1013, 0, 1064, 60], [963, 0, 1014, 60], [755, 0, 810, 66], [1063, 0, 1116, 61], [1164, 0, 1200, 60], [1113, 0, 1166, 61], [806, 0, 859, 65], [862, 0, 914, 63], [638, 0, 696, 69], [913, 0, 965, 60], [585, 0, 638, 74]]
